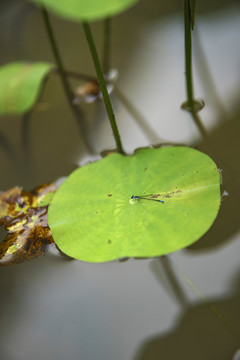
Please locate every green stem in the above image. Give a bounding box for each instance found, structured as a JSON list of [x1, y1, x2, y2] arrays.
[[184, 0, 194, 110], [82, 22, 124, 155], [41, 6, 74, 105], [184, 0, 207, 138], [102, 18, 111, 75], [40, 6, 94, 153]]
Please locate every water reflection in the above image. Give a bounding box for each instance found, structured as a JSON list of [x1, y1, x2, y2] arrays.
[[1, 1, 240, 359]]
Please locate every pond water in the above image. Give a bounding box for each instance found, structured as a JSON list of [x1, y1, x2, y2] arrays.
[[1, 0, 240, 359]]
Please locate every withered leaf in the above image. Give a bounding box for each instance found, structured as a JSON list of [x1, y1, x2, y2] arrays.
[[0, 187, 24, 225], [73, 69, 117, 104], [74, 81, 101, 104], [0, 183, 56, 266]]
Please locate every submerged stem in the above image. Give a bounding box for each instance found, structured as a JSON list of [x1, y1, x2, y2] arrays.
[[159, 256, 188, 308], [40, 6, 93, 153], [0, 130, 18, 165], [114, 86, 161, 143], [21, 112, 31, 166], [82, 22, 124, 155], [184, 0, 207, 138], [53, 68, 97, 84], [169, 256, 240, 344], [41, 6, 74, 105]]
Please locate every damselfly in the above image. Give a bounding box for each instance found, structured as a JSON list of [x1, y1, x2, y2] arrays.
[[131, 194, 164, 203]]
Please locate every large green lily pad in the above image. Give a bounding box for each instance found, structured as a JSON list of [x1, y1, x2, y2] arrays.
[[30, 0, 139, 22], [0, 62, 54, 115], [48, 147, 221, 262]]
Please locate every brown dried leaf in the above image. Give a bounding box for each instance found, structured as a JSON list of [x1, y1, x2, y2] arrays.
[[73, 69, 118, 104], [0, 187, 27, 225], [0, 183, 57, 266]]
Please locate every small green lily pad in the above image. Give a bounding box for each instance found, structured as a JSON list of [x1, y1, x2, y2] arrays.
[[0, 62, 54, 115], [30, 0, 139, 22], [48, 147, 221, 262]]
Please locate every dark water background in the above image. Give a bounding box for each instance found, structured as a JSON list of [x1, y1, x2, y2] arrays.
[[1, 1, 240, 359]]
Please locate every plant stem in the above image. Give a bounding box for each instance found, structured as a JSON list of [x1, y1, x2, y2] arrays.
[[55, 69, 97, 83], [41, 6, 74, 105], [0, 130, 18, 165], [21, 112, 31, 165], [82, 22, 124, 154], [184, 0, 194, 110], [56, 69, 98, 84], [159, 256, 188, 309], [170, 256, 240, 344], [114, 86, 161, 143], [40, 6, 93, 153], [184, 0, 207, 138], [193, 30, 227, 122], [102, 18, 111, 75]]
